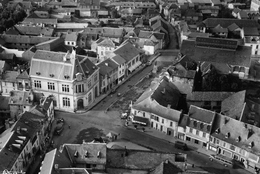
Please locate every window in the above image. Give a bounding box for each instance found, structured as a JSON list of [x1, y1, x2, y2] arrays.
[[196, 130, 199, 135], [216, 139, 219, 145], [143, 112, 145, 117], [186, 136, 191, 141], [88, 92, 92, 103], [162, 119, 164, 124], [94, 73, 98, 82], [203, 132, 206, 138], [255, 51, 258, 55], [230, 145, 236, 151], [189, 128, 193, 133], [194, 139, 199, 144], [48, 82, 55, 90], [170, 122, 173, 127], [63, 97, 70, 107], [62, 84, 69, 92], [223, 142, 226, 147], [12, 82, 15, 87], [34, 80, 41, 88], [88, 80, 92, 88], [256, 45, 259, 49], [76, 84, 84, 93]]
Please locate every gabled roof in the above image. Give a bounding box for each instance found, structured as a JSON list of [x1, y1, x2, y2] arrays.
[[113, 42, 140, 62], [221, 90, 246, 120], [227, 23, 240, 31], [138, 30, 153, 39], [150, 160, 183, 174], [97, 58, 118, 76], [17, 71, 29, 79], [199, 18, 259, 29], [133, 77, 182, 122], [102, 27, 124, 38], [1, 71, 19, 82], [187, 92, 234, 102], [97, 38, 116, 47], [30, 50, 97, 81], [65, 32, 78, 42], [111, 55, 126, 65], [0, 112, 44, 171], [14, 25, 54, 36], [180, 39, 252, 67], [212, 114, 260, 156], [212, 24, 228, 33], [188, 105, 215, 124]]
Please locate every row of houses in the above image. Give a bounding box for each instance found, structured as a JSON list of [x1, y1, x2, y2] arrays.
[[0, 96, 54, 173], [130, 74, 260, 171]]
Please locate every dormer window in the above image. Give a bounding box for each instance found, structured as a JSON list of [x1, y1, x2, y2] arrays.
[[64, 75, 70, 79], [236, 136, 241, 142], [36, 71, 41, 75], [74, 151, 78, 158], [248, 141, 254, 148], [49, 74, 54, 78], [97, 151, 101, 158], [225, 132, 230, 139]]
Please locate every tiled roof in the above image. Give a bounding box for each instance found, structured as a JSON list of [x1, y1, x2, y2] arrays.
[[1, 34, 57, 44], [227, 23, 240, 31], [0, 112, 44, 171], [64, 143, 107, 165], [65, 32, 78, 42], [102, 27, 124, 38], [150, 160, 183, 174], [212, 24, 228, 33], [199, 18, 259, 28], [1, 71, 19, 82], [107, 148, 184, 170], [9, 91, 33, 106], [212, 114, 260, 156], [244, 27, 259, 36], [23, 18, 57, 25], [98, 38, 116, 47], [97, 58, 118, 76], [221, 90, 246, 120], [138, 30, 153, 39], [111, 55, 126, 65], [0, 96, 10, 110], [17, 71, 29, 79], [188, 105, 215, 124], [30, 50, 97, 81], [153, 32, 165, 40], [14, 25, 54, 36], [133, 77, 182, 122], [168, 65, 196, 79], [187, 92, 234, 102], [113, 42, 140, 62], [180, 39, 252, 67]]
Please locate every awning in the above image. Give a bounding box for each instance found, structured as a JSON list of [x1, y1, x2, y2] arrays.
[[128, 61, 142, 72], [132, 116, 149, 126]]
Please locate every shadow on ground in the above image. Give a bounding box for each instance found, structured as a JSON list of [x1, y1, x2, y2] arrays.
[[74, 127, 105, 144], [200, 167, 230, 174]]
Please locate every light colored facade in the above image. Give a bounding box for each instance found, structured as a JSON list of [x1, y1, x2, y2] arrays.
[[0, 71, 19, 96], [250, 0, 260, 11], [111, 55, 126, 84], [97, 38, 117, 61], [184, 105, 216, 150], [30, 50, 99, 112]]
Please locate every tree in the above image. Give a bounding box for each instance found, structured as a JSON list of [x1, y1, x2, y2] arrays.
[[202, 68, 220, 91]]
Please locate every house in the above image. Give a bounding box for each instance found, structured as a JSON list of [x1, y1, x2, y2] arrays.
[[22, 18, 57, 28], [111, 55, 126, 84], [0, 71, 19, 96], [78, 0, 100, 9], [39, 142, 188, 174], [9, 90, 34, 120], [29, 49, 100, 112], [65, 32, 78, 47], [0, 96, 10, 130], [111, 1, 156, 10], [0, 111, 51, 173], [131, 76, 186, 137], [113, 42, 142, 76], [6, 25, 54, 37], [209, 114, 260, 171], [187, 91, 234, 112], [96, 38, 118, 61], [16, 71, 30, 92], [180, 37, 252, 79], [97, 58, 118, 94], [102, 27, 125, 44], [0, 34, 58, 51], [185, 105, 216, 150]]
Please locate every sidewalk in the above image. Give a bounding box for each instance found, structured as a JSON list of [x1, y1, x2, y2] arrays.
[[82, 64, 148, 112]]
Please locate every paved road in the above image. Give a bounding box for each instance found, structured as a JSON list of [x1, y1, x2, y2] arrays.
[[53, 111, 250, 174], [92, 64, 154, 110]]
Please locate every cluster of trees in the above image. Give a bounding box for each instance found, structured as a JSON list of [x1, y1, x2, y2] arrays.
[[202, 68, 244, 92], [0, 7, 27, 33]]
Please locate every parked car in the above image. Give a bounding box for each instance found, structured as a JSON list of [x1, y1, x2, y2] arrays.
[[209, 154, 234, 168], [174, 141, 188, 150], [121, 112, 128, 119], [54, 122, 64, 135]]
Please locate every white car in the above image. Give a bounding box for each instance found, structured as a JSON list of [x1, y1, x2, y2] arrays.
[[121, 113, 128, 119]]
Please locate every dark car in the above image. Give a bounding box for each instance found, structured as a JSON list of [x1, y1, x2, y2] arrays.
[[174, 141, 188, 150]]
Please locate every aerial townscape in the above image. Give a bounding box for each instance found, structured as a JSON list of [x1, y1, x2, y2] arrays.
[[2, 0, 260, 174]]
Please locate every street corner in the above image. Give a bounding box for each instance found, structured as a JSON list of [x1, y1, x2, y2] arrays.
[[74, 127, 106, 144]]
